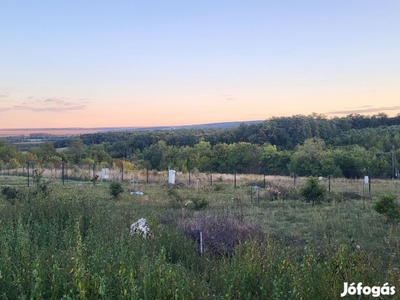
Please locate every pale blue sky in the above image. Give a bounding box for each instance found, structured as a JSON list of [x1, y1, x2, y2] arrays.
[[1, 1, 399, 128]]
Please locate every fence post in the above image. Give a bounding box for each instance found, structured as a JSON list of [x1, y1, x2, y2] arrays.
[[199, 231, 203, 256], [328, 174, 331, 193], [263, 172, 266, 189], [62, 163, 65, 185], [27, 162, 30, 187], [188, 160, 191, 185], [369, 174, 371, 197]]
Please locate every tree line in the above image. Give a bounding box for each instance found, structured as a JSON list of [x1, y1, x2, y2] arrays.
[[52, 112, 400, 151], [2, 113, 400, 178]]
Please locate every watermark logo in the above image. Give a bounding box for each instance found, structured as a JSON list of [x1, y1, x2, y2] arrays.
[[341, 282, 395, 297]]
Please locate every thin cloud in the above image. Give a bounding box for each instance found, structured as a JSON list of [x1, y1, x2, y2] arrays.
[[45, 97, 64, 103], [1, 95, 89, 113], [12, 105, 87, 112], [220, 94, 236, 101], [21, 101, 35, 105], [327, 106, 400, 115], [0, 93, 9, 98]]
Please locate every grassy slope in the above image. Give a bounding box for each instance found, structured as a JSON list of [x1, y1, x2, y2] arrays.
[[0, 175, 399, 299]]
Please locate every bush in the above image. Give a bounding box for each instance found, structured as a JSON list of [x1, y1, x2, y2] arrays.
[[178, 213, 263, 256], [191, 196, 209, 210], [167, 186, 209, 210], [1, 186, 18, 204], [34, 181, 51, 197], [109, 181, 124, 198], [326, 191, 344, 203], [213, 184, 224, 191], [373, 194, 400, 221], [167, 186, 184, 207], [300, 176, 326, 205]]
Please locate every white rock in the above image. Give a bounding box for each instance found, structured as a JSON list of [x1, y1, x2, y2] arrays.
[[130, 218, 151, 238]]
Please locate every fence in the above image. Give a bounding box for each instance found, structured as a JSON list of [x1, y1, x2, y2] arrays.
[[1, 167, 400, 199]]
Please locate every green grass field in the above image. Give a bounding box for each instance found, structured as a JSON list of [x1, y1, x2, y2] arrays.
[[1, 174, 399, 299]]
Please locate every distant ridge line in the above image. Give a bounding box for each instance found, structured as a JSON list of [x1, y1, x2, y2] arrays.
[[0, 120, 265, 136], [0, 120, 264, 131]]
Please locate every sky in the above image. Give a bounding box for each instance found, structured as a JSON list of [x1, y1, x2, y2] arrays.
[[1, 1, 399, 129]]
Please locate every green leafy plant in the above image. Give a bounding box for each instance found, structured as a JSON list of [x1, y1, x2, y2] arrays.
[[190, 196, 209, 210], [33, 169, 45, 187], [373, 194, 400, 222], [109, 181, 124, 198], [167, 186, 184, 208], [1, 186, 18, 204], [90, 175, 99, 186], [300, 176, 326, 205]]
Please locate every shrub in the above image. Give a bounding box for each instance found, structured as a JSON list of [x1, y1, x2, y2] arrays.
[[167, 186, 184, 207], [178, 213, 263, 256], [109, 181, 124, 198], [300, 176, 326, 205], [373, 194, 400, 222], [266, 186, 281, 200], [213, 184, 224, 191], [326, 191, 344, 203], [34, 181, 51, 197], [1, 186, 18, 204], [190, 196, 209, 210]]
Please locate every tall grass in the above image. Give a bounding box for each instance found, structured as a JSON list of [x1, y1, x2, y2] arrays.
[[0, 179, 399, 299]]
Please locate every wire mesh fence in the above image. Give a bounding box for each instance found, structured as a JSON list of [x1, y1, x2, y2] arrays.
[[1, 167, 400, 199]]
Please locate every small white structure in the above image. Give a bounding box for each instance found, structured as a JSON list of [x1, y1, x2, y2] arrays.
[[168, 170, 176, 184], [318, 176, 323, 181], [364, 176, 369, 184], [101, 168, 109, 181], [130, 218, 151, 238]]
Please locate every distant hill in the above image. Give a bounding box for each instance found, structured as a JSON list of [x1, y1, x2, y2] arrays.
[[0, 120, 264, 137], [103, 120, 264, 132]]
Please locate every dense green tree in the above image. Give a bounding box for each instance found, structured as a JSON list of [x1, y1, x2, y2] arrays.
[[29, 142, 59, 166], [0, 140, 25, 165], [211, 143, 229, 173], [333, 146, 370, 179], [288, 138, 334, 176], [143, 140, 169, 170], [45, 113, 400, 177], [192, 140, 213, 172], [66, 137, 87, 163]]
